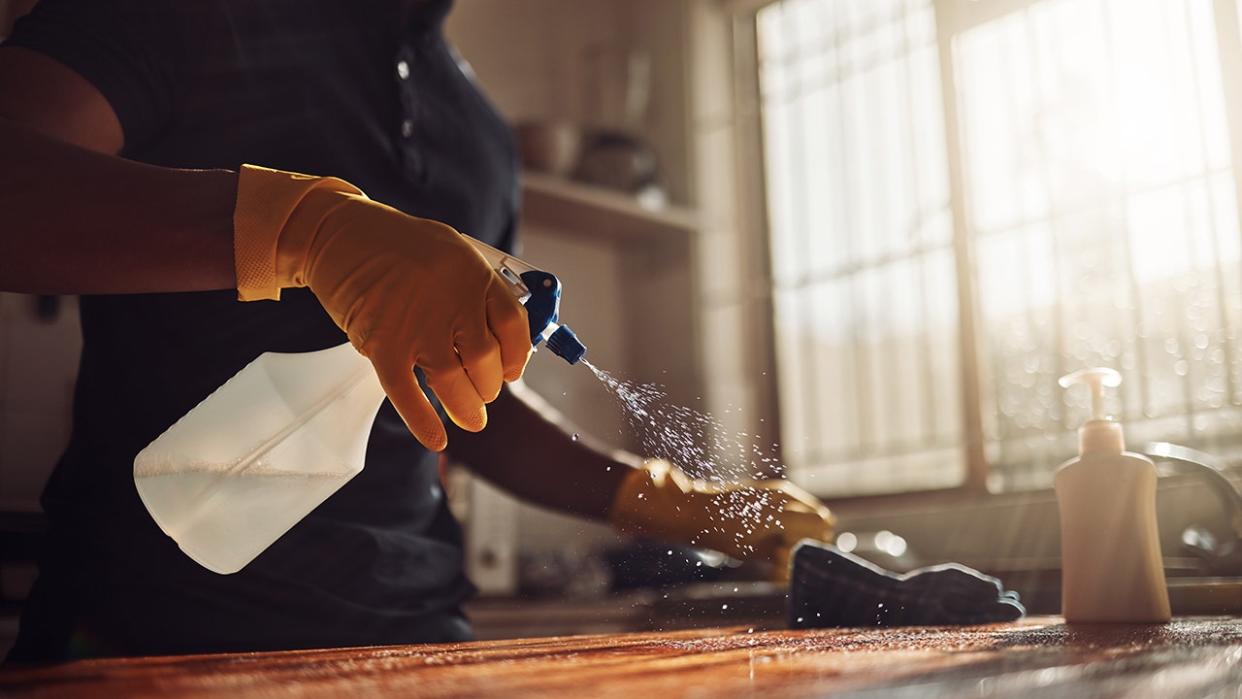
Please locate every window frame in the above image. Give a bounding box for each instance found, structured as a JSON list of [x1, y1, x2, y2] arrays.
[[730, 0, 1242, 504]]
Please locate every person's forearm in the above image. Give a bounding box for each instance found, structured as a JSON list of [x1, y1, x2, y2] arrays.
[[0, 121, 237, 294], [445, 380, 638, 521]]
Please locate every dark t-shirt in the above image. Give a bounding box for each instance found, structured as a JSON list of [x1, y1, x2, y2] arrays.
[[3, 0, 519, 660]]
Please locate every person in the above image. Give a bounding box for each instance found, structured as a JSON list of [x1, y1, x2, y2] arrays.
[[0, 0, 834, 662]]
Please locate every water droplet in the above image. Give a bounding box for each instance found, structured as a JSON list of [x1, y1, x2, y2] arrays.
[[572, 433, 579, 441], [721, 604, 729, 610]]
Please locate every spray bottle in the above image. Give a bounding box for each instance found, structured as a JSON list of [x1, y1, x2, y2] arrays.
[[1054, 367, 1170, 622], [133, 237, 586, 574]]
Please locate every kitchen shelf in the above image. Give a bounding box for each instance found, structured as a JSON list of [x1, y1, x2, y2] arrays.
[[520, 171, 699, 243]]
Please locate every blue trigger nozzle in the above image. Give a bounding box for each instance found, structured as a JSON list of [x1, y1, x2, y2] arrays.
[[546, 325, 587, 365], [517, 269, 585, 365]]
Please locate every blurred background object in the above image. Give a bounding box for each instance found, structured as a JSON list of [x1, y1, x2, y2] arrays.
[[515, 120, 582, 177], [574, 130, 662, 198]]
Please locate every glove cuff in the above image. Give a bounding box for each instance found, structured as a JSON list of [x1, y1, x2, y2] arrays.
[[233, 164, 364, 301]]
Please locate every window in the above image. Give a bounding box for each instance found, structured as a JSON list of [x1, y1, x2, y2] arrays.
[[757, 0, 1242, 495], [758, 0, 963, 495]]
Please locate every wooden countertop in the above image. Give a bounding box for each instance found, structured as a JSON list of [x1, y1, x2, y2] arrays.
[[2, 617, 1240, 698]]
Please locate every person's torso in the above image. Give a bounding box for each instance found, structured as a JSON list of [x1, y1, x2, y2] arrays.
[[30, 0, 517, 657]]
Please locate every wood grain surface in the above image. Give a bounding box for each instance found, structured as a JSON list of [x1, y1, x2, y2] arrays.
[[2, 617, 1240, 698]]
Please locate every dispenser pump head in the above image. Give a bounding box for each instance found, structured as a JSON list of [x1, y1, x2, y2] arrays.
[[1058, 367, 1121, 421], [1058, 367, 1124, 454]]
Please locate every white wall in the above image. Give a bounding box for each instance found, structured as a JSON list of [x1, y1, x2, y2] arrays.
[[446, 0, 691, 202], [446, 0, 619, 125]]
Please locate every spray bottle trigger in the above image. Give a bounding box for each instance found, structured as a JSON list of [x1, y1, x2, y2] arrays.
[[519, 270, 561, 344]]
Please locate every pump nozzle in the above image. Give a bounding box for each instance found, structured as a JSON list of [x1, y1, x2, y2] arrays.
[[1058, 367, 1121, 421], [1059, 367, 1125, 454]]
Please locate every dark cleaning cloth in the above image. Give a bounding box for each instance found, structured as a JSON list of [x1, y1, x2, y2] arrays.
[[788, 540, 1025, 628]]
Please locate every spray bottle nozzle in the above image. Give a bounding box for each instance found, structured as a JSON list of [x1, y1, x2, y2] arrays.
[[546, 324, 586, 364], [462, 236, 588, 367], [516, 271, 587, 365], [1058, 367, 1122, 422]]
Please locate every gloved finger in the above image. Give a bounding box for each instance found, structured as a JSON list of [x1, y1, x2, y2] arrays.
[[768, 479, 831, 512], [767, 481, 836, 535], [372, 357, 448, 452], [780, 511, 834, 545], [485, 282, 532, 381], [455, 327, 504, 403], [424, 360, 488, 433]]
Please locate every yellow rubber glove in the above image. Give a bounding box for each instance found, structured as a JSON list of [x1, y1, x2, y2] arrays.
[[609, 460, 835, 581], [233, 164, 531, 451]]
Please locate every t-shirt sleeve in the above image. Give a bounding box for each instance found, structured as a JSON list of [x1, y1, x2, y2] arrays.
[[2, 0, 187, 152]]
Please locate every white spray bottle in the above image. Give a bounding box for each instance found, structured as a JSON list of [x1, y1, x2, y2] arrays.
[[133, 237, 586, 574], [1054, 367, 1170, 623]]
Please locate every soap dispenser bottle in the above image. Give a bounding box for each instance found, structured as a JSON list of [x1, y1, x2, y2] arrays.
[[1054, 368, 1170, 623]]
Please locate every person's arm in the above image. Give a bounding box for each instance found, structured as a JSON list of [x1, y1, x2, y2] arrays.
[[445, 380, 637, 521], [0, 45, 532, 452], [448, 381, 836, 580], [0, 47, 238, 294]]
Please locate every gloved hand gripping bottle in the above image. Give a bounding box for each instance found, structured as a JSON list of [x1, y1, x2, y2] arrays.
[[133, 237, 585, 575], [1054, 367, 1170, 622]]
